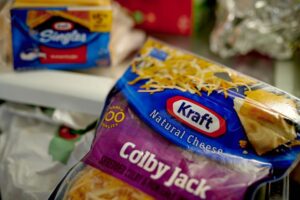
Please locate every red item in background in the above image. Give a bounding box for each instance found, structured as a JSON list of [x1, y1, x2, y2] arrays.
[[116, 0, 193, 35]]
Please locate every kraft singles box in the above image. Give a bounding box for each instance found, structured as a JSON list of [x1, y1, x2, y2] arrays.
[[10, 0, 112, 70]]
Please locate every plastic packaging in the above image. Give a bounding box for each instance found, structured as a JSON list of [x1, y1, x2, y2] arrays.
[[0, 102, 95, 200], [50, 38, 300, 200], [10, 0, 112, 70], [1, 0, 145, 72], [109, 2, 145, 66]]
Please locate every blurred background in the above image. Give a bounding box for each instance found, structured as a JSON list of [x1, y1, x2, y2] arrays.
[[0, 0, 299, 200]]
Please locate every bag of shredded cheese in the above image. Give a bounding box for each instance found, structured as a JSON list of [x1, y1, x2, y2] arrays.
[[49, 38, 300, 200]]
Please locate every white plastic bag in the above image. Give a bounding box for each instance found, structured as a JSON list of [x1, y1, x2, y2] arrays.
[[0, 102, 95, 200]]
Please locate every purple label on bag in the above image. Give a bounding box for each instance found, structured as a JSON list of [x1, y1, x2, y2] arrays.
[[83, 93, 270, 200]]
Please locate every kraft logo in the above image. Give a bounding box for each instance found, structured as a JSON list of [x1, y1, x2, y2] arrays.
[[167, 96, 226, 137], [53, 21, 74, 31]]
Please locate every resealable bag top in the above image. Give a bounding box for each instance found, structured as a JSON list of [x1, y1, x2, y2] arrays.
[[49, 38, 300, 200]]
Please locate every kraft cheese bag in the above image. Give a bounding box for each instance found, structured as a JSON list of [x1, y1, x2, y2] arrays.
[[10, 0, 112, 70], [49, 38, 300, 200]]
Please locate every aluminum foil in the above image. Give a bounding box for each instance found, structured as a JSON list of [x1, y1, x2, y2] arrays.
[[210, 0, 300, 59]]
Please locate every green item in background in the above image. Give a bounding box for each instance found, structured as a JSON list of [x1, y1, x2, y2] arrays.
[[132, 10, 144, 24], [40, 107, 55, 118], [193, 0, 216, 36], [49, 126, 81, 164], [48, 121, 97, 164]]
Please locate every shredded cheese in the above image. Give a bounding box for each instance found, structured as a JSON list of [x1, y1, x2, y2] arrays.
[[129, 40, 257, 98], [64, 166, 153, 200]]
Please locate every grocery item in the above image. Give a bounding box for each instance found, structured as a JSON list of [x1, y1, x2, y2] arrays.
[[10, 0, 112, 70], [50, 38, 300, 200], [115, 0, 212, 36], [0, 102, 96, 200], [210, 0, 300, 59]]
